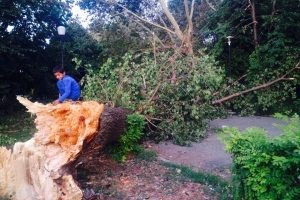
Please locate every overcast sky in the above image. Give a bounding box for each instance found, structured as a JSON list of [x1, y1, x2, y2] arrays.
[[71, 5, 90, 28]]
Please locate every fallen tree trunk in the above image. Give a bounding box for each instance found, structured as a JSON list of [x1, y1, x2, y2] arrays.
[[69, 106, 132, 182], [0, 97, 131, 200]]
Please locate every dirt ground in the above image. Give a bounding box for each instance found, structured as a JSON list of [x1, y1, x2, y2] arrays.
[[78, 115, 286, 199], [78, 152, 220, 200]]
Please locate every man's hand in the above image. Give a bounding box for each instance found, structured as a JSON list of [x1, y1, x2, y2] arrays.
[[52, 99, 61, 105]]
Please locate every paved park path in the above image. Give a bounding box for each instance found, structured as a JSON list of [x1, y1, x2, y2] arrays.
[[149, 115, 287, 177]]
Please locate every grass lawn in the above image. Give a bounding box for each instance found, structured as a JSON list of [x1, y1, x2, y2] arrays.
[[0, 109, 36, 146]]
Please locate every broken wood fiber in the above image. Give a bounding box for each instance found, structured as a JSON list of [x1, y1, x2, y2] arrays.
[[0, 96, 107, 200]]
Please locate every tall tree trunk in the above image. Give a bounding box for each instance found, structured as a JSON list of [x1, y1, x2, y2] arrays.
[[250, 0, 258, 50], [182, 0, 195, 55], [158, 0, 195, 55]]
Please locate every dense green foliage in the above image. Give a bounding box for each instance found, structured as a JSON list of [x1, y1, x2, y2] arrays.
[[79, 49, 226, 144], [76, 0, 300, 144], [0, 0, 104, 114], [1, 0, 300, 143], [109, 114, 146, 162], [220, 114, 300, 199], [207, 0, 300, 115], [0, 0, 71, 112]]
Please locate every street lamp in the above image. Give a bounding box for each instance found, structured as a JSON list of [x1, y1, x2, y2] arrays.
[[57, 26, 66, 68], [226, 36, 233, 76]]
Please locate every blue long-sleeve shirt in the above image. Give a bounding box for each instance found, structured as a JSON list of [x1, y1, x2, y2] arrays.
[[57, 75, 80, 102]]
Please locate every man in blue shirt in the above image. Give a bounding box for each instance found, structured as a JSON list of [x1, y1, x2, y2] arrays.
[[52, 66, 80, 105]]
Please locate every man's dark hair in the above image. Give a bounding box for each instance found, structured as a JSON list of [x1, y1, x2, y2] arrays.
[[53, 66, 65, 73]]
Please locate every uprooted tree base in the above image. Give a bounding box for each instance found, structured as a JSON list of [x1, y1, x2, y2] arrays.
[[0, 97, 131, 199], [69, 106, 132, 179]]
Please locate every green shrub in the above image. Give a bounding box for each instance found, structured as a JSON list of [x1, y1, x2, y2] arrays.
[[220, 113, 300, 200], [109, 114, 146, 162]]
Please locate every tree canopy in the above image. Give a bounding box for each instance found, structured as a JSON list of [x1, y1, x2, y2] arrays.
[[74, 0, 300, 143], [0, 0, 71, 111], [0, 0, 105, 113], [207, 0, 300, 114], [1, 0, 299, 143]]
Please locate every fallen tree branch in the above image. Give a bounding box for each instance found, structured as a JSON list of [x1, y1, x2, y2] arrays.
[[194, 74, 248, 104], [2, 130, 21, 133], [212, 62, 300, 105], [212, 74, 248, 97], [145, 115, 163, 121]]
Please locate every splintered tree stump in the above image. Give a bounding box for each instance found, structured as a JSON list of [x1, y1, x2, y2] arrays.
[[0, 97, 131, 200]]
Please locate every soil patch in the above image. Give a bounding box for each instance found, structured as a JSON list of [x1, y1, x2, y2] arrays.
[[77, 150, 221, 200]]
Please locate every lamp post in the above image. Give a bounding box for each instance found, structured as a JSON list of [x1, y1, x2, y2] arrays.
[[57, 26, 66, 68], [226, 36, 233, 76]]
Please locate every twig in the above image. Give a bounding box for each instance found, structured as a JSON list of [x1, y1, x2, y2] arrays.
[[97, 77, 111, 103], [113, 70, 124, 101], [153, 32, 157, 66], [132, 19, 165, 47], [142, 75, 147, 89], [205, 0, 216, 11], [144, 116, 159, 128], [146, 116, 163, 121], [148, 82, 161, 103], [1, 130, 21, 133]]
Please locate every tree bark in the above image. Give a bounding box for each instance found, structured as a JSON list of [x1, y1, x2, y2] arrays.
[[70, 107, 132, 174], [250, 0, 258, 50]]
